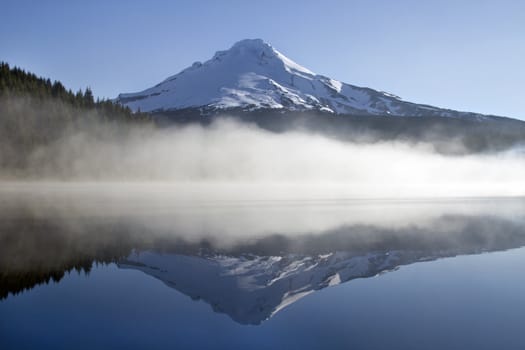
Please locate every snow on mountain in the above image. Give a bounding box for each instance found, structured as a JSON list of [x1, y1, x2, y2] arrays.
[[116, 39, 487, 118], [118, 250, 432, 325]]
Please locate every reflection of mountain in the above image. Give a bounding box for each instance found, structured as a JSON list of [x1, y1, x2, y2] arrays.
[[116, 214, 525, 325], [119, 251, 407, 325], [2, 212, 525, 303]]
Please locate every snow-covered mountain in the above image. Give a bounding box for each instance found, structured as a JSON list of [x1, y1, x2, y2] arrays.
[[116, 39, 487, 119]]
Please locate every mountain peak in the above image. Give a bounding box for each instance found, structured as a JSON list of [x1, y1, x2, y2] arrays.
[[211, 38, 279, 64], [210, 38, 314, 76], [230, 38, 274, 52]]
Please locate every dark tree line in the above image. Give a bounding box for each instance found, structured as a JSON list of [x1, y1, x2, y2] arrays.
[[0, 61, 150, 122], [0, 62, 154, 173]]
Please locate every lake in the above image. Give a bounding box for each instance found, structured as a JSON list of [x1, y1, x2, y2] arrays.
[[1, 183, 525, 349]]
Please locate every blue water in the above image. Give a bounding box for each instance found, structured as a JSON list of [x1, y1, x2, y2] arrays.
[[2, 248, 525, 350]]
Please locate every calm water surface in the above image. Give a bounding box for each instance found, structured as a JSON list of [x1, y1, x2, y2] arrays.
[[1, 184, 524, 349]]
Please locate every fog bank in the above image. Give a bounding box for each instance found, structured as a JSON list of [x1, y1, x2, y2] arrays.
[[1, 117, 524, 197]]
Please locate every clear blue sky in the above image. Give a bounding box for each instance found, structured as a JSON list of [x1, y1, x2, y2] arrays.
[[1, 0, 524, 119]]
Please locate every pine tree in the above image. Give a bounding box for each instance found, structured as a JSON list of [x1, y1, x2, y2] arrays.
[[84, 87, 94, 108]]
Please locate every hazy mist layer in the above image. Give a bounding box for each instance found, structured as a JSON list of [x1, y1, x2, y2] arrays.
[[2, 117, 524, 197]]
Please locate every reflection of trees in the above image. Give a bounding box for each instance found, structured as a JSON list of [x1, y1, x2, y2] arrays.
[[1, 259, 94, 300], [224, 215, 525, 256], [0, 217, 140, 300]]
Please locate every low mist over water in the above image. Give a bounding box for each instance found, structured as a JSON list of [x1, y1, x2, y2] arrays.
[[1, 117, 524, 197]]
